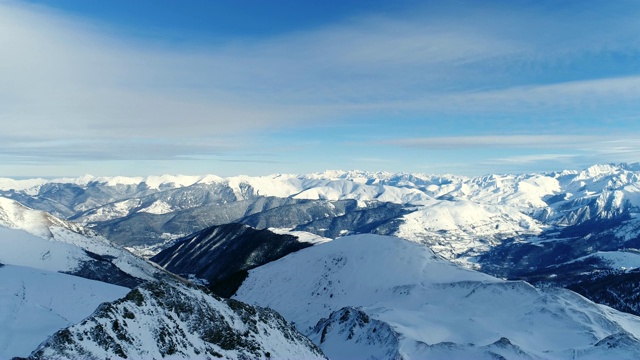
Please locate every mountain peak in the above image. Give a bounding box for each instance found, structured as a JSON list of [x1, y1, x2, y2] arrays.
[[29, 281, 327, 360], [235, 234, 640, 359]]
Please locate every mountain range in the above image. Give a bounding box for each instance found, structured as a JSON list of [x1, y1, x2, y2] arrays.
[[3, 164, 639, 258], [3, 163, 640, 358]]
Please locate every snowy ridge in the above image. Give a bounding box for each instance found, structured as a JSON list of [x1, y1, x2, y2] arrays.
[[49, 174, 205, 190], [0, 226, 87, 273], [0, 196, 81, 238], [82, 198, 143, 222], [29, 281, 327, 360], [137, 200, 174, 214], [0, 177, 48, 194], [235, 234, 640, 359], [0, 197, 161, 283], [4, 163, 640, 207]]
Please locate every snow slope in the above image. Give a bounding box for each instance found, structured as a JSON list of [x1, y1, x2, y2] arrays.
[[0, 196, 83, 238], [0, 197, 161, 285], [0, 264, 129, 359], [269, 228, 332, 245], [235, 234, 640, 359], [0, 226, 86, 272]]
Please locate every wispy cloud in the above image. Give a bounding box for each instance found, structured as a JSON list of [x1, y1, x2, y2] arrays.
[[380, 135, 640, 173], [0, 136, 237, 162], [438, 76, 640, 113], [380, 135, 600, 149], [352, 157, 395, 164], [218, 159, 296, 164], [483, 153, 578, 165]]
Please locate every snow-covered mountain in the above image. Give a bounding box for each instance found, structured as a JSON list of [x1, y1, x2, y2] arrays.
[[0, 197, 173, 358], [4, 164, 640, 260], [4, 164, 640, 359], [5, 163, 640, 316], [0, 196, 327, 360], [0, 197, 162, 287], [0, 264, 129, 359], [28, 280, 327, 360], [235, 234, 640, 359]]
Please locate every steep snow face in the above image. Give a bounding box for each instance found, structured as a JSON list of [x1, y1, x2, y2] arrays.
[[30, 281, 326, 360], [0, 226, 86, 272], [0, 197, 80, 238], [0, 197, 161, 285], [0, 265, 129, 359], [237, 234, 496, 333], [235, 234, 640, 359]]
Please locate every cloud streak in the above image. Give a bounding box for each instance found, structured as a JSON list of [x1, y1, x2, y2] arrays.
[[380, 135, 601, 149], [483, 154, 578, 165]]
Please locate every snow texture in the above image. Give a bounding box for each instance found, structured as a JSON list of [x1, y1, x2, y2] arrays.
[[0, 197, 161, 283], [236, 234, 640, 359], [30, 280, 326, 360], [0, 265, 128, 359]]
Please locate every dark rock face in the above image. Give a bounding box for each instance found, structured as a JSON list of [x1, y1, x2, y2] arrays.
[[567, 270, 640, 316], [477, 215, 640, 317], [151, 223, 312, 296], [64, 250, 145, 289], [292, 202, 409, 238], [29, 281, 327, 360], [479, 217, 634, 279]]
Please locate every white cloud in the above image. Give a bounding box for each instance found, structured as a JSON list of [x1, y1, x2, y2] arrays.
[[2, 0, 640, 174]]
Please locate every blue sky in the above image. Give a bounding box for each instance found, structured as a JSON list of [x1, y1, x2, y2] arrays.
[[1, 0, 640, 177]]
